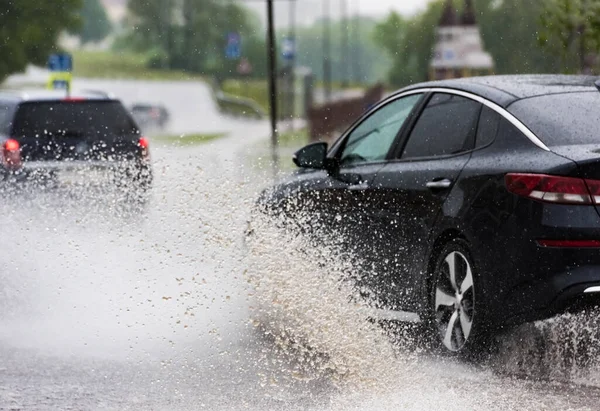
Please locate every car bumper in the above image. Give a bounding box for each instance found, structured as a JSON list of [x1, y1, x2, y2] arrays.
[[3, 160, 151, 186], [497, 264, 600, 326]]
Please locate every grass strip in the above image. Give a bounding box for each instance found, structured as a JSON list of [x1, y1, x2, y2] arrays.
[[72, 50, 204, 81], [153, 132, 227, 146]]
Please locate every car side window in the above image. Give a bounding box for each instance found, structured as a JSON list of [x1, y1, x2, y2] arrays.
[[476, 106, 501, 148], [401, 93, 481, 159], [339, 94, 422, 166]]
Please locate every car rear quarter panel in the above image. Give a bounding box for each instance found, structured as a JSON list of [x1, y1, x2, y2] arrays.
[[428, 134, 600, 325]]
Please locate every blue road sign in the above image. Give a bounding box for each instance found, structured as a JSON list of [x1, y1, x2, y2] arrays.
[[282, 37, 295, 61], [48, 53, 73, 72], [225, 32, 241, 60]]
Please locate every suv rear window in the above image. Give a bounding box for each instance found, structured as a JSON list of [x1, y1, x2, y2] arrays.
[[509, 92, 600, 146], [11, 101, 139, 140]]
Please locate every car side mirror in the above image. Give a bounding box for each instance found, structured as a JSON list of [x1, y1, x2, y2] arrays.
[[293, 142, 328, 169]]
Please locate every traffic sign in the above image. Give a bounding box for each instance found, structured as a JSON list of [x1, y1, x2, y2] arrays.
[[47, 72, 72, 91], [282, 37, 296, 61], [225, 32, 241, 60], [48, 53, 73, 72]]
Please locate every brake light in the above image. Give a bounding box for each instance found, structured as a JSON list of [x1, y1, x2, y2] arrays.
[[4, 139, 19, 152], [63, 97, 85, 102], [585, 178, 600, 204], [2, 139, 22, 170], [138, 137, 149, 149], [505, 173, 598, 205], [138, 136, 150, 160], [537, 240, 600, 248]]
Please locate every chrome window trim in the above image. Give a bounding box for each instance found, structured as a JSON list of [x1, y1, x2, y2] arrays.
[[383, 87, 551, 152]]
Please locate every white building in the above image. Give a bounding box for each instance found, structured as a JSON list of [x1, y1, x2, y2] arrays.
[[429, 0, 494, 80]]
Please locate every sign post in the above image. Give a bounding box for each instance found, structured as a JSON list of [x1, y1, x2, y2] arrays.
[[47, 53, 73, 95], [225, 32, 242, 60], [237, 57, 253, 98], [266, 0, 279, 175]]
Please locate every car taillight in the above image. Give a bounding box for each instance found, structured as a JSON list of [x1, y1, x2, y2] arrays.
[[537, 239, 600, 248], [2, 139, 22, 171], [138, 137, 150, 160], [585, 178, 600, 204], [505, 173, 600, 205]]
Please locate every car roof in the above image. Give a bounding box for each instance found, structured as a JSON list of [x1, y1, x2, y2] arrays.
[[398, 74, 600, 108], [0, 89, 116, 103]]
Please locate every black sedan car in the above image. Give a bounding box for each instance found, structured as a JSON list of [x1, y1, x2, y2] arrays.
[[255, 75, 600, 354]]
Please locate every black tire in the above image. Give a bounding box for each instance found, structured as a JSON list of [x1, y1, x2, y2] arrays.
[[425, 238, 492, 358]]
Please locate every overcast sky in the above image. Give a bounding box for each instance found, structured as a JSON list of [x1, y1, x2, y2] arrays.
[[245, 0, 432, 28]]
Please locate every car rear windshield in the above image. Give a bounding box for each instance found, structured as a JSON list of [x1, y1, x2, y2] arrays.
[[11, 100, 139, 140], [509, 92, 600, 147]]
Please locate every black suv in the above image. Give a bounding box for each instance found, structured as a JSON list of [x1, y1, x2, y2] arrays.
[[0, 90, 152, 195]]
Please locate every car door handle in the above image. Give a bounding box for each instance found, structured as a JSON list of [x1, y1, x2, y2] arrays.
[[347, 181, 369, 191], [426, 179, 453, 190]]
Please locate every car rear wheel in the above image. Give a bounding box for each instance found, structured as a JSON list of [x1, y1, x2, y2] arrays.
[[428, 239, 488, 355]]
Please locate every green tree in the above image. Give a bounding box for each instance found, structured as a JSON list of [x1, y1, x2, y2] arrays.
[[374, 0, 565, 88], [374, 1, 444, 87], [478, 0, 562, 75], [292, 17, 391, 85], [125, 0, 259, 75], [0, 0, 81, 83], [538, 0, 600, 72], [78, 0, 112, 44]]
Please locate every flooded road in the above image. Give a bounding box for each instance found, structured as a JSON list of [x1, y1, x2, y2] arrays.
[[1, 78, 600, 410]]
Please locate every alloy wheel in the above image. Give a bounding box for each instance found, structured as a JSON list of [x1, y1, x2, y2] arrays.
[[434, 251, 475, 352]]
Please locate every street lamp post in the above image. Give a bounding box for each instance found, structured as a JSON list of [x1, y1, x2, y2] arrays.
[[266, 0, 279, 174], [341, 0, 349, 88], [353, 0, 361, 85], [288, 0, 297, 131], [322, 0, 332, 103]]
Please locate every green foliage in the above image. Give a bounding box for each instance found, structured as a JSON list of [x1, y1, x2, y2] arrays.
[[538, 0, 600, 72], [71, 50, 205, 80], [222, 79, 270, 113], [78, 0, 112, 44], [123, 0, 264, 76], [153, 132, 226, 146], [478, 0, 562, 74], [374, 2, 445, 87], [374, 0, 566, 88], [292, 17, 391, 85], [0, 0, 82, 83]]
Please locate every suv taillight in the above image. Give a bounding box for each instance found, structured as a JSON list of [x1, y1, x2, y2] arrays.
[[138, 137, 150, 160], [505, 173, 600, 205], [2, 139, 22, 171]]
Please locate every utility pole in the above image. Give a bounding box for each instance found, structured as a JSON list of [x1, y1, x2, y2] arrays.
[[352, 0, 361, 85], [322, 0, 332, 103], [341, 0, 349, 88], [266, 0, 279, 174], [288, 0, 297, 130]]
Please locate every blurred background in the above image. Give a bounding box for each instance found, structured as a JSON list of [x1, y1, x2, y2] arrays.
[[3, 0, 597, 149]]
